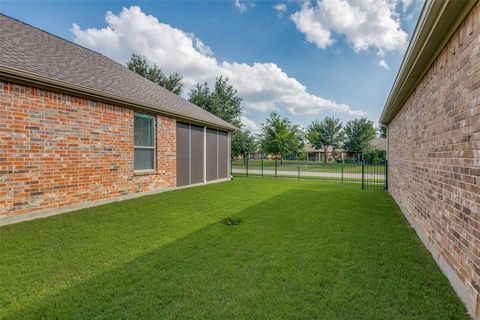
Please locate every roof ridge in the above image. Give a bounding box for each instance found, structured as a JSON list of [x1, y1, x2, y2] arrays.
[[0, 13, 123, 65], [0, 13, 167, 87], [0, 13, 196, 108], [0, 13, 236, 130]]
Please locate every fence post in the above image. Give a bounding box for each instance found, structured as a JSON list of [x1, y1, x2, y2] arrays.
[[361, 159, 365, 190], [385, 159, 388, 190], [246, 156, 249, 177], [261, 157, 264, 178], [341, 162, 344, 183], [297, 153, 300, 180]]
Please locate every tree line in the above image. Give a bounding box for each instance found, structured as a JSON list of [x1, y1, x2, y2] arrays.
[[127, 53, 242, 127], [234, 112, 381, 164], [127, 54, 385, 164]]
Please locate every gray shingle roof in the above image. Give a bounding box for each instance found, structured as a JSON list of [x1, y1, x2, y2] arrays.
[[0, 14, 236, 131]]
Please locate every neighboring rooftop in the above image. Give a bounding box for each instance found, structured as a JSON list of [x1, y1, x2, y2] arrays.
[[304, 144, 331, 153], [0, 14, 236, 131], [370, 138, 386, 150]]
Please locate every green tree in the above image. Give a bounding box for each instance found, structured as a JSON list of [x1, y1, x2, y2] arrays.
[[127, 53, 184, 95], [343, 118, 376, 162], [259, 112, 304, 168], [378, 124, 387, 138], [188, 82, 211, 111], [188, 76, 242, 127], [231, 129, 256, 164], [363, 148, 386, 164], [307, 117, 344, 163]]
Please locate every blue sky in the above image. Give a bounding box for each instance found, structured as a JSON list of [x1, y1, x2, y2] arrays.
[[1, 0, 422, 132]]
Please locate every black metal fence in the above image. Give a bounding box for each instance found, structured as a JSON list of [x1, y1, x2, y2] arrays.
[[231, 158, 387, 190]]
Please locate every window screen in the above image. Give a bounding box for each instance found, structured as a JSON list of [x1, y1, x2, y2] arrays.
[[176, 122, 190, 186], [190, 125, 204, 184], [134, 113, 155, 171], [218, 131, 229, 179], [206, 128, 218, 181]]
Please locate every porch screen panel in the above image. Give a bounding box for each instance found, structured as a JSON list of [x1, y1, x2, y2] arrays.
[[218, 131, 229, 179], [206, 128, 218, 181], [176, 122, 190, 187], [190, 125, 204, 184]]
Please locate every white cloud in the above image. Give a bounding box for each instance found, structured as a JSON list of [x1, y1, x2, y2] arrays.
[[241, 116, 260, 133], [274, 3, 287, 12], [291, 0, 408, 56], [378, 59, 390, 70], [72, 6, 367, 118], [273, 3, 287, 16], [233, 0, 255, 13], [192, 36, 214, 58], [291, 3, 333, 49], [234, 0, 249, 13]]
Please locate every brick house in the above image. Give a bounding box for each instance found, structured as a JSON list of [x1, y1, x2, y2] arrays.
[[380, 1, 479, 318], [0, 15, 236, 223]]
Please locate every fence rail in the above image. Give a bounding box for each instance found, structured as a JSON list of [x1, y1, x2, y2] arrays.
[[231, 158, 387, 190]]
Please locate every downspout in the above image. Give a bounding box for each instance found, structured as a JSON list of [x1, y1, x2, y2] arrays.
[[228, 131, 232, 179], [386, 125, 389, 191], [203, 127, 207, 183]]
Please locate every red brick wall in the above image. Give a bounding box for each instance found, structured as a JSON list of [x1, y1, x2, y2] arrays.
[[0, 81, 176, 217], [388, 4, 480, 316]]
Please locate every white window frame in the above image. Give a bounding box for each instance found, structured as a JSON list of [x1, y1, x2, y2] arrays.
[[134, 112, 156, 172]]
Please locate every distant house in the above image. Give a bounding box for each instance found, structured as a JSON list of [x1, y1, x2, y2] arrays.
[[241, 144, 345, 162], [304, 144, 345, 162], [370, 138, 386, 151], [380, 2, 479, 318], [0, 15, 236, 221]]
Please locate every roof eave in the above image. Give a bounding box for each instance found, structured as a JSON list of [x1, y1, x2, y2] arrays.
[[0, 65, 237, 131], [380, 0, 476, 125]]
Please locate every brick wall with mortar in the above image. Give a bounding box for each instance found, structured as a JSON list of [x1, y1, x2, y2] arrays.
[[0, 81, 176, 217], [388, 3, 480, 317]]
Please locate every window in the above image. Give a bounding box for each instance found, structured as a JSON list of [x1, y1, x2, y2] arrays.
[[134, 113, 155, 171]]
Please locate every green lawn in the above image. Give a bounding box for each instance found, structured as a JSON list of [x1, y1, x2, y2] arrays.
[[0, 178, 469, 319]]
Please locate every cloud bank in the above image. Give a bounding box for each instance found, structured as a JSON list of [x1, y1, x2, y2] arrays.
[[291, 0, 409, 56], [72, 6, 367, 122], [241, 115, 261, 133]]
